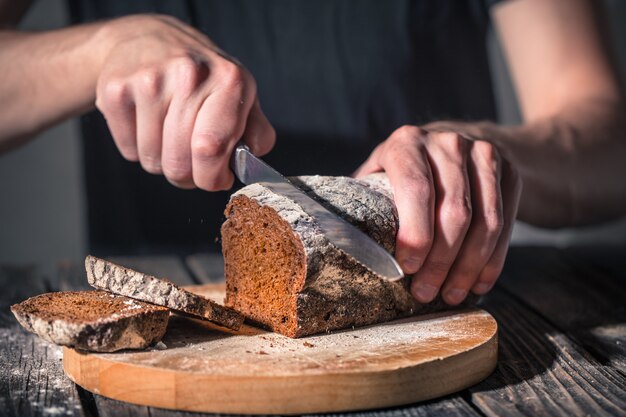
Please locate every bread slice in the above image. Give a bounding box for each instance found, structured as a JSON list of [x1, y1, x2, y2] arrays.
[[86, 255, 244, 330], [222, 174, 470, 338], [11, 291, 169, 352]]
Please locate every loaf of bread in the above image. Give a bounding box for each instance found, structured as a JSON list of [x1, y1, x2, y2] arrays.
[[86, 255, 244, 330], [222, 174, 447, 338], [11, 291, 169, 352]]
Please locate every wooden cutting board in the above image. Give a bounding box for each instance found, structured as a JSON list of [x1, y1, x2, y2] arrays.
[[63, 283, 498, 415]]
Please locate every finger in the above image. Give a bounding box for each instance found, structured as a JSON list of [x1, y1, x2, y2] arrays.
[[191, 64, 256, 191], [133, 70, 166, 174], [96, 79, 138, 161], [410, 133, 473, 303], [161, 95, 198, 188], [472, 159, 522, 294], [241, 99, 276, 156], [379, 126, 435, 275], [161, 57, 210, 188], [441, 141, 504, 305]]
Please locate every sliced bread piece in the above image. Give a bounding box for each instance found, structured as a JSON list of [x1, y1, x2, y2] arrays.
[[11, 291, 169, 352], [85, 255, 243, 330]]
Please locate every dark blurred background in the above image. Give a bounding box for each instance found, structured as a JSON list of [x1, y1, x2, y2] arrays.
[[1, 0, 626, 267]]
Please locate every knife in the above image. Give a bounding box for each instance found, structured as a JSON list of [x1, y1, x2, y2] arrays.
[[230, 143, 404, 281]]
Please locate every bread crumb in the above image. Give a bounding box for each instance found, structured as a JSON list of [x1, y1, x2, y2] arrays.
[[303, 342, 315, 348], [153, 341, 167, 350]]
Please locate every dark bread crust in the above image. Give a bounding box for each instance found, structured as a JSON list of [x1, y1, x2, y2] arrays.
[[11, 291, 169, 352], [86, 255, 243, 330], [222, 174, 476, 338]]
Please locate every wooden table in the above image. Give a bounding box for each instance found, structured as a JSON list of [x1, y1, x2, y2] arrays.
[[1, 246, 625, 417]]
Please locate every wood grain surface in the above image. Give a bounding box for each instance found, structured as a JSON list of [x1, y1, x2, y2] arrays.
[[470, 288, 626, 417], [4, 247, 625, 417], [0, 265, 89, 417], [63, 284, 498, 415]]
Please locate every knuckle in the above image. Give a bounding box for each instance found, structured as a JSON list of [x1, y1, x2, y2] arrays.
[[393, 125, 422, 141], [435, 131, 461, 143], [136, 68, 163, 98], [163, 159, 192, 182], [442, 199, 472, 228], [425, 259, 452, 277], [483, 209, 504, 236], [398, 222, 433, 255], [474, 141, 501, 170], [116, 145, 138, 161], [448, 270, 474, 287], [220, 62, 253, 95], [440, 132, 469, 154], [140, 156, 162, 174], [425, 132, 468, 166], [98, 78, 130, 109], [171, 56, 205, 95], [192, 131, 230, 161], [476, 140, 498, 160], [403, 235, 432, 256], [196, 175, 233, 192]]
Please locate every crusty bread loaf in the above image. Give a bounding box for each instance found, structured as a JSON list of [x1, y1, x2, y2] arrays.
[[11, 291, 169, 352], [86, 255, 243, 330], [222, 174, 445, 338]]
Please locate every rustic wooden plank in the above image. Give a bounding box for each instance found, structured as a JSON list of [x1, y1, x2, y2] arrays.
[[561, 246, 626, 374], [0, 265, 88, 417], [305, 395, 481, 417], [185, 253, 225, 283], [94, 396, 151, 417], [471, 286, 626, 417], [499, 246, 626, 373], [565, 246, 626, 278], [0, 328, 89, 417]]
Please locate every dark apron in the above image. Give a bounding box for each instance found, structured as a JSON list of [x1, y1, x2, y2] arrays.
[[68, 0, 499, 255]]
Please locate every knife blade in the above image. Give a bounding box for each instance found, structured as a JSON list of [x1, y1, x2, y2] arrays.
[[230, 144, 404, 281]]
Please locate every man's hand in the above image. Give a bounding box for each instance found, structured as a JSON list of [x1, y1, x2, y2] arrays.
[[355, 125, 522, 305], [96, 15, 275, 190]]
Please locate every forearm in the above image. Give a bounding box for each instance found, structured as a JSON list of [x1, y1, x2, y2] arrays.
[[0, 24, 111, 151], [427, 98, 626, 228]]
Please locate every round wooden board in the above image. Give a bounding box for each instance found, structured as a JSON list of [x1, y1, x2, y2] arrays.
[[63, 283, 498, 414]]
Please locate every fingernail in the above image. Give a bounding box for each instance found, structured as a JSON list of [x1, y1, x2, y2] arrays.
[[474, 282, 492, 294], [413, 283, 438, 303], [445, 288, 467, 305], [402, 258, 421, 273]]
